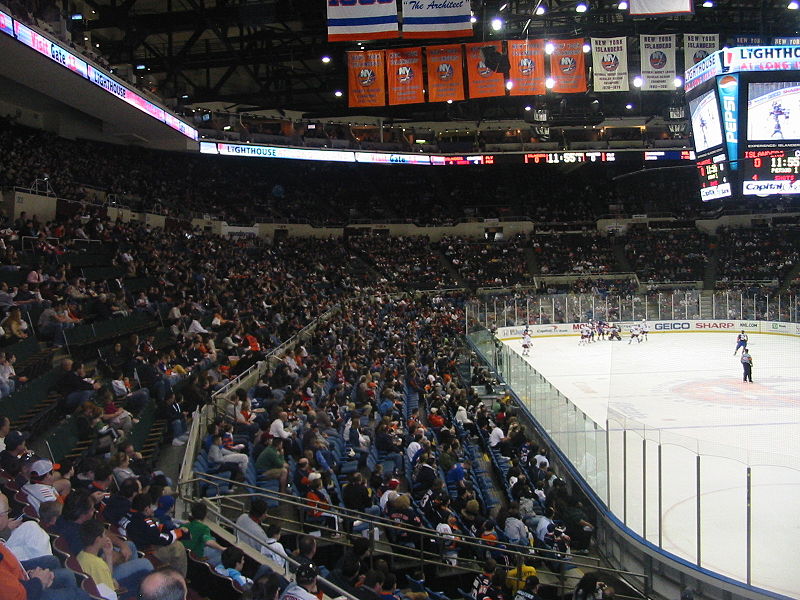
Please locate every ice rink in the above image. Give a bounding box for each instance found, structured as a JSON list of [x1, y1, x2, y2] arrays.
[[502, 331, 800, 598]]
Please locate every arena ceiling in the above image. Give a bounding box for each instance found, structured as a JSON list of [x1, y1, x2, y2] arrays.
[[78, 0, 800, 123]]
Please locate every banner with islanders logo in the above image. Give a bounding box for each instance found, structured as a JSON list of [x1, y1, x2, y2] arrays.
[[640, 34, 676, 90], [466, 42, 506, 99], [591, 37, 629, 92], [549, 38, 587, 94], [507, 40, 545, 96], [426, 44, 465, 103], [387, 48, 425, 105], [684, 34, 718, 67], [347, 50, 386, 107]]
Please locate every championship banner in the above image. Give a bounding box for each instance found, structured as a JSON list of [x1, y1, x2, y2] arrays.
[[327, 1, 398, 42], [466, 42, 506, 99], [684, 34, 718, 66], [549, 39, 587, 94], [387, 47, 425, 105], [401, 0, 472, 39], [426, 44, 465, 103], [640, 34, 676, 90], [629, 0, 693, 15], [347, 50, 386, 107], [507, 40, 546, 96], [591, 37, 629, 92]]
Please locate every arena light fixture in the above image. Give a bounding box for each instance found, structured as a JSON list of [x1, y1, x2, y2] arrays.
[[500, 3, 508, 10], [535, 5, 546, 15], [447, 99, 453, 104], [524, 105, 532, 111], [491, 17, 503, 31], [633, 75, 643, 88], [617, 0, 628, 8], [576, 2, 588, 12], [625, 103, 633, 110], [582, 42, 591, 53], [334, 90, 343, 97], [789, 0, 799, 9], [545, 77, 555, 89], [702, 0, 713, 6], [545, 42, 555, 54], [506, 80, 514, 90], [321, 56, 331, 64], [673, 76, 684, 87], [470, 14, 478, 23]]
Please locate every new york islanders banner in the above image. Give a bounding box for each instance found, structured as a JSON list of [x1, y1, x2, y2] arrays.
[[387, 48, 425, 105], [347, 50, 386, 107], [684, 34, 718, 66], [401, 0, 472, 39], [507, 40, 545, 96], [549, 39, 587, 94], [591, 37, 629, 92], [629, 0, 692, 15], [426, 44, 465, 103], [466, 42, 506, 99], [327, 1, 398, 42], [640, 34, 676, 90]]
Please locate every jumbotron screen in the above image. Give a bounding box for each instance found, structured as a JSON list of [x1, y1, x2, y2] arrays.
[[689, 89, 725, 154]]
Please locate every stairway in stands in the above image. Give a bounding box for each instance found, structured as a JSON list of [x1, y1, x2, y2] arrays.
[[611, 236, 634, 273], [702, 235, 721, 290]]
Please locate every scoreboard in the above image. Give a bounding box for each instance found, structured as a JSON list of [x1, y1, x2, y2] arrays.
[[686, 46, 800, 199]]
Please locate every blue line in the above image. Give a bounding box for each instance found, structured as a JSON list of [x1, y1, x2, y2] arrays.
[[328, 15, 398, 25], [403, 15, 472, 24]]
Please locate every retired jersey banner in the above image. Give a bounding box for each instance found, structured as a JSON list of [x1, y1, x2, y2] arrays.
[[550, 39, 587, 94], [466, 42, 506, 99], [347, 50, 386, 107], [401, 0, 472, 39], [640, 34, 676, 90], [426, 44, 465, 103], [591, 37, 629, 92], [507, 40, 546, 96], [327, 0, 399, 42], [629, 0, 692, 15], [387, 48, 425, 105], [684, 34, 718, 66]]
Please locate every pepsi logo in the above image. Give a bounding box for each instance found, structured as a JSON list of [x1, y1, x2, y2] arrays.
[[397, 66, 413, 83], [518, 58, 534, 76], [359, 68, 376, 87], [437, 62, 454, 81], [601, 53, 619, 72], [718, 74, 737, 90], [649, 51, 668, 70], [559, 56, 577, 74]]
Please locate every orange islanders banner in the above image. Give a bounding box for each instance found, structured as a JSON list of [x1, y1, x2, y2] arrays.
[[549, 38, 587, 93], [426, 44, 465, 103], [387, 48, 425, 105], [348, 50, 386, 107], [507, 40, 546, 96], [466, 42, 505, 99]]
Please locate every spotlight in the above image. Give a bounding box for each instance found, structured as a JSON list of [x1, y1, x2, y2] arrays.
[[633, 75, 643, 88], [545, 42, 555, 54], [334, 90, 343, 97], [545, 77, 555, 89], [702, 0, 713, 6], [789, 0, 799, 8], [70, 13, 82, 20], [524, 105, 532, 111], [617, 0, 628, 8], [506, 80, 514, 90], [500, 3, 508, 10], [491, 17, 503, 31], [536, 5, 546, 14], [321, 56, 331, 64], [582, 42, 591, 53], [576, 2, 588, 12], [470, 14, 478, 23], [135, 64, 146, 70], [447, 99, 453, 104], [673, 76, 683, 87], [625, 103, 633, 110]]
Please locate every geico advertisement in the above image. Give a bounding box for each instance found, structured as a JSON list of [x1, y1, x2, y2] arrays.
[[496, 320, 799, 338]]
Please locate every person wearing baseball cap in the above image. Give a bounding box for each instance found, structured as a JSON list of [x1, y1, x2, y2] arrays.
[[21, 460, 62, 515], [279, 564, 319, 600], [0, 430, 29, 476]]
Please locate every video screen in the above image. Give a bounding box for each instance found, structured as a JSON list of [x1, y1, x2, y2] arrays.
[[747, 82, 800, 141], [689, 90, 724, 154]]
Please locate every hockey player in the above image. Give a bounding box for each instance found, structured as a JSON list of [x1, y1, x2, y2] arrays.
[[579, 325, 591, 346], [640, 319, 649, 341], [522, 330, 532, 357], [597, 320, 606, 340], [588, 320, 596, 343], [628, 324, 641, 344], [607, 323, 621, 341], [734, 331, 748, 356]]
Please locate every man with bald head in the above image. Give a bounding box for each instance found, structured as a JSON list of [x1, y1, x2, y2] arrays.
[[139, 567, 187, 600]]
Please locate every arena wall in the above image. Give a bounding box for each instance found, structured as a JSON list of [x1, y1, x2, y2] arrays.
[[495, 320, 800, 339]]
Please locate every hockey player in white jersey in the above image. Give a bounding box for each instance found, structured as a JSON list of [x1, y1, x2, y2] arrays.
[[629, 324, 642, 344], [579, 325, 592, 346], [522, 331, 532, 356], [640, 319, 649, 341]]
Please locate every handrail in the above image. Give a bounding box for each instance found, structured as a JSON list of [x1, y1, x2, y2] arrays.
[[177, 472, 650, 589]]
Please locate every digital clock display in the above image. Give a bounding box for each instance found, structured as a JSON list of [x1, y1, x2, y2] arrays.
[[742, 148, 800, 195], [697, 153, 732, 200]]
